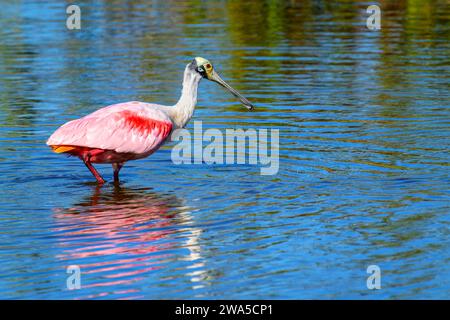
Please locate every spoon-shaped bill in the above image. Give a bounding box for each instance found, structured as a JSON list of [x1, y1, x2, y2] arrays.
[[209, 72, 254, 110]]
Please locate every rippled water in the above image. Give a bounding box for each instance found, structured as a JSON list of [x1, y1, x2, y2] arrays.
[[0, 1, 449, 299]]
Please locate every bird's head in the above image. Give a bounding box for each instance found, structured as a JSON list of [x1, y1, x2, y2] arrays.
[[189, 57, 254, 110]]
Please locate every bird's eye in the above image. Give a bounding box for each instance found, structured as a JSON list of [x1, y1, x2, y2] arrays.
[[206, 64, 212, 69]]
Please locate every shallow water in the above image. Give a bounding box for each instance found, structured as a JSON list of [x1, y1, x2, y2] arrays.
[[0, 1, 449, 299]]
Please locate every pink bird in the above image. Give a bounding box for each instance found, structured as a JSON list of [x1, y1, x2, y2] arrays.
[[47, 57, 254, 184]]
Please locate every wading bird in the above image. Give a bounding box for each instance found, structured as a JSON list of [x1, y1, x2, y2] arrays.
[[47, 57, 254, 184]]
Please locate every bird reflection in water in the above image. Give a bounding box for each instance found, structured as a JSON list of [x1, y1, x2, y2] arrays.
[[53, 184, 206, 299]]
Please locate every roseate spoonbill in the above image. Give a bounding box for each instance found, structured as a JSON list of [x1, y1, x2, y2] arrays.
[[47, 57, 254, 184]]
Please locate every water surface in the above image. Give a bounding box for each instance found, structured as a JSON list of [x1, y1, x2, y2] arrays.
[[0, 0, 449, 299]]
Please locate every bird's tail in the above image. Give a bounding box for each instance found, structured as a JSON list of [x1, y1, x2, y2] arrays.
[[50, 145, 76, 153]]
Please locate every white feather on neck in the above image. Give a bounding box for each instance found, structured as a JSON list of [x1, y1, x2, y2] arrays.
[[170, 65, 202, 128]]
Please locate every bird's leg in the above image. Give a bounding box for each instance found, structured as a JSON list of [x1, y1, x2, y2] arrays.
[[112, 162, 124, 183], [83, 159, 105, 184]]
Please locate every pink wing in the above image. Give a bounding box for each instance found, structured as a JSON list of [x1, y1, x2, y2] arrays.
[[47, 101, 173, 155]]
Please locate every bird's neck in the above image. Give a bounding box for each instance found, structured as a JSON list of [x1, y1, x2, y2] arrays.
[[171, 67, 202, 128]]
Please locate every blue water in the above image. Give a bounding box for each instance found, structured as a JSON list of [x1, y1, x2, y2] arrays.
[[0, 1, 449, 299]]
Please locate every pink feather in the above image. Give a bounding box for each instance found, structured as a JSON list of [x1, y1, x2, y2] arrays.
[[47, 101, 173, 159]]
